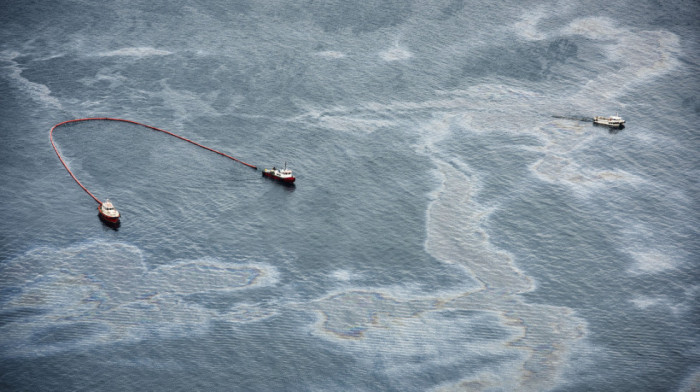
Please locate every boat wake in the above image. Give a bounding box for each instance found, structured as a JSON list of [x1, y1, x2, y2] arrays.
[[551, 115, 593, 122]]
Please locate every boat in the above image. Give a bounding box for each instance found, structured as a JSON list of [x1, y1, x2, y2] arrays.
[[262, 163, 296, 183], [98, 199, 120, 223], [593, 114, 625, 128]]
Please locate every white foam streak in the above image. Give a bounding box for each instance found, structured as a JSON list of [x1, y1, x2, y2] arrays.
[[0, 242, 278, 357], [513, 7, 548, 41], [0, 50, 62, 109], [143, 80, 225, 121], [527, 121, 646, 194], [308, 108, 587, 390], [422, 158, 586, 390], [562, 17, 681, 102], [316, 50, 346, 59], [330, 269, 362, 281], [380, 46, 413, 62], [79, 69, 127, 88], [425, 161, 533, 294], [621, 222, 685, 276], [291, 84, 541, 134], [293, 15, 684, 390], [630, 294, 690, 316], [627, 250, 679, 275], [97, 47, 172, 58]]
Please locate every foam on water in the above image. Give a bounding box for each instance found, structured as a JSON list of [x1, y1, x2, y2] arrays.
[[629, 294, 690, 316], [280, 15, 693, 384], [620, 221, 689, 276], [289, 82, 543, 137], [512, 6, 551, 41], [310, 290, 436, 340], [379, 40, 413, 62], [1, 1, 697, 390], [308, 289, 531, 390], [527, 121, 646, 195], [165, 13, 693, 385], [0, 50, 62, 109], [329, 269, 363, 282], [425, 161, 532, 292], [79, 68, 128, 89], [0, 242, 278, 357], [315, 50, 346, 59], [562, 18, 681, 104], [511, 12, 682, 112], [627, 250, 679, 275], [278, 28, 691, 384], [96, 47, 173, 58], [293, 85, 590, 389], [417, 121, 586, 390]]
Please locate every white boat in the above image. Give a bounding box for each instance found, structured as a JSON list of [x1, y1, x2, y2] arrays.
[[98, 199, 120, 224], [593, 114, 625, 128]]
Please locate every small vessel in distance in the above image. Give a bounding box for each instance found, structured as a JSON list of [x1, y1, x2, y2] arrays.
[[98, 199, 120, 224], [593, 114, 625, 128], [262, 163, 295, 183]]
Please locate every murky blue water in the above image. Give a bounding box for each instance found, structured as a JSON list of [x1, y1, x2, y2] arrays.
[[1, 1, 698, 391]]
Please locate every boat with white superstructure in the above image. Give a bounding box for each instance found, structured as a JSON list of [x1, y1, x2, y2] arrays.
[[593, 114, 625, 128], [98, 199, 120, 224], [262, 163, 295, 184]]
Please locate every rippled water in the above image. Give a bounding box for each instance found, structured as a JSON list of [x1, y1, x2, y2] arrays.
[[1, 1, 698, 391]]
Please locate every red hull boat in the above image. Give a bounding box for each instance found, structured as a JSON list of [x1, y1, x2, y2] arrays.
[[262, 163, 295, 183], [98, 199, 120, 223]]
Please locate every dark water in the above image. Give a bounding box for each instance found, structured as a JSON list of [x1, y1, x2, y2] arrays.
[[1, 1, 699, 391]]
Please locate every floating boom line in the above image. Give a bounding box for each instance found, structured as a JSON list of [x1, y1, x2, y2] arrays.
[[49, 117, 257, 205]]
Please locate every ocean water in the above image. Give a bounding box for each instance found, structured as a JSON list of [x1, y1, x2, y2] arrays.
[[1, 1, 698, 391]]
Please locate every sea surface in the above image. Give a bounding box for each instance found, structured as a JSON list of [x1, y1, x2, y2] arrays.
[[1, 1, 698, 391]]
